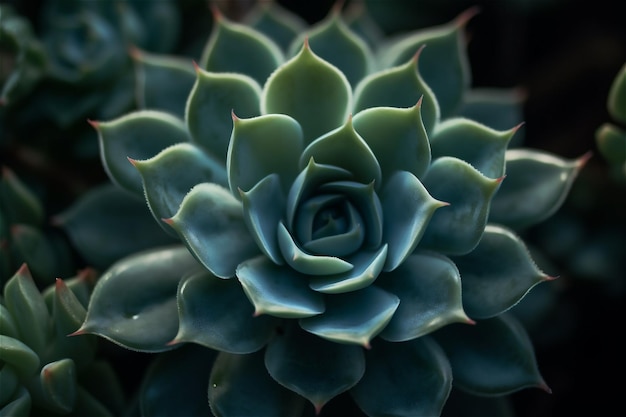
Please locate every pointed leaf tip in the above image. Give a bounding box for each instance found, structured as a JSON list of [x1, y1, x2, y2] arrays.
[[192, 60, 201, 73], [577, 151, 593, 168], [17, 262, 31, 276], [456, 6, 481, 28], [86, 119, 99, 129], [211, 4, 223, 21], [127, 156, 138, 167], [128, 44, 142, 60]]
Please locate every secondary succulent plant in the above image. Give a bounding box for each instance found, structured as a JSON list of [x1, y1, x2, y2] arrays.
[[79, 3, 586, 416]]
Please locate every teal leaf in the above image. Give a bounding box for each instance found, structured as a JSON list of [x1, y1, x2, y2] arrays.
[[489, 149, 590, 229], [9, 224, 58, 286], [300, 117, 381, 187], [607, 62, 626, 124], [93, 110, 189, 195], [265, 323, 365, 412], [0, 167, 44, 227], [0, 304, 19, 339], [381, 170, 447, 271], [0, 335, 39, 380], [262, 41, 352, 144], [76, 361, 125, 415], [378, 252, 472, 342], [452, 224, 553, 319], [140, 344, 216, 417], [173, 269, 278, 353], [420, 157, 502, 255], [300, 285, 399, 347], [210, 350, 306, 417], [595, 123, 626, 166], [131, 143, 227, 236], [353, 50, 439, 134], [200, 10, 283, 85], [0, 363, 19, 405], [430, 118, 520, 179], [132, 48, 196, 118], [353, 103, 431, 185], [0, 386, 31, 417], [245, 1, 307, 51], [237, 255, 324, 318], [39, 358, 77, 414], [186, 69, 262, 164], [70, 387, 114, 417], [442, 388, 515, 417], [433, 314, 549, 396], [79, 246, 200, 352], [288, 9, 373, 86], [379, 8, 476, 118], [277, 222, 353, 276], [310, 245, 388, 294], [3, 264, 50, 357], [228, 113, 303, 195], [166, 183, 260, 279], [351, 337, 452, 417], [54, 184, 176, 271]]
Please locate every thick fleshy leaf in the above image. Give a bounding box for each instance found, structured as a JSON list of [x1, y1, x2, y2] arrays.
[[433, 314, 550, 396], [430, 118, 520, 179], [93, 110, 189, 195], [0, 167, 43, 227], [353, 49, 439, 134], [353, 103, 431, 184], [140, 344, 216, 417], [288, 9, 373, 86], [3, 264, 50, 357], [54, 184, 176, 271], [310, 245, 388, 294], [79, 246, 200, 352], [131, 143, 227, 236], [209, 350, 306, 417], [453, 224, 553, 319], [39, 358, 77, 414], [0, 304, 19, 339], [237, 255, 324, 318], [10, 224, 58, 286], [420, 157, 502, 255], [228, 113, 303, 195], [265, 323, 365, 412], [186, 69, 262, 164], [351, 337, 452, 417], [262, 41, 352, 144], [300, 285, 399, 347], [300, 117, 382, 187], [277, 222, 353, 276], [378, 8, 475, 118], [173, 269, 278, 352], [607, 62, 626, 124], [132, 48, 196, 117], [0, 363, 19, 405], [0, 335, 40, 380], [595, 123, 626, 165], [200, 10, 283, 85], [165, 183, 260, 279], [378, 252, 472, 342], [489, 149, 590, 229], [381, 170, 447, 271], [1, 386, 31, 417], [245, 1, 307, 51]]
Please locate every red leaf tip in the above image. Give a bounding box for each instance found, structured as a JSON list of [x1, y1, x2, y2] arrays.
[[455, 5, 481, 29], [87, 119, 99, 129]]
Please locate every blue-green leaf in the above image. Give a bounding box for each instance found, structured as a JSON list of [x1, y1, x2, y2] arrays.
[[489, 149, 590, 229], [378, 252, 472, 342], [0, 386, 31, 417], [607, 62, 626, 124], [79, 246, 200, 352], [39, 358, 77, 414], [433, 314, 549, 396], [452, 224, 553, 319], [173, 269, 278, 353], [265, 323, 365, 412], [210, 350, 306, 417], [351, 337, 452, 417], [245, 1, 307, 51], [237, 255, 324, 318], [0, 363, 19, 405], [9, 224, 58, 286], [165, 183, 260, 279], [0, 335, 40, 380], [0, 167, 44, 227], [442, 388, 515, 417]]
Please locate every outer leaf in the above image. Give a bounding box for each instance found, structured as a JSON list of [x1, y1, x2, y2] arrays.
[[351, 337, 452, 417], [0, 167, 43, 227], [165, 183, 260, 279], [420, 157, 502, 255], [245, 1, 307, 51], [209, 350, 306, 417], [378, 252, 472, 342], [433, 314, 549, 396], [262, 41, 352, 144], [140, 344, 216, 417], [459, 88, 526, 141], [79, 246, 200, 352], [265, 323, 365, 412], [55, 184, 176, 271], [353, 49, 439, 134], [607, 62, 626, 124], [489, 149, 590, 229], [237, 255, 325, 318], [200, 10, 283, 85], [353, 103, 431, 185], [0, 335, 40, 380], [228, 113, 303, 195], [94, 110, 189, 195], [453, 225, 552, 319], [173, 270, 279, 353], [186, 69, 262, 164]]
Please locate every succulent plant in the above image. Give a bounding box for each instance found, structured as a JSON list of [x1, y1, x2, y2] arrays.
[[0, 264, 125, 416], [78, 3, 587, 416]]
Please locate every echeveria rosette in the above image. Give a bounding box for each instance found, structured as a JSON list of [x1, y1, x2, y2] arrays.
[[83, 6, 588, 417]]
